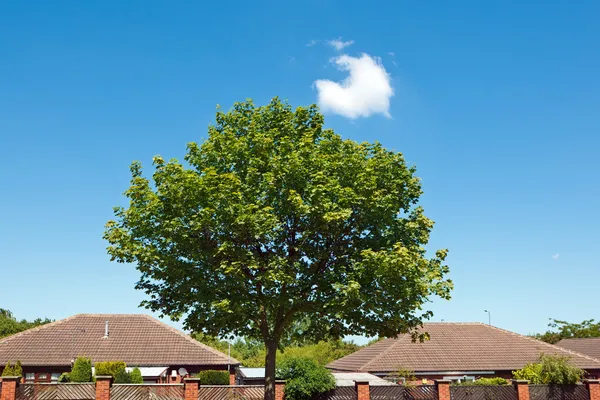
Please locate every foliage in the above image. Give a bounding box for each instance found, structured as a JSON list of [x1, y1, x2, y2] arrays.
[[535, 319, 600, 344], [512, 354, 584, 384], [455, 378, 508, 386], [193, 333, 361, 368], [58, 373, 71, 383], [129, 368, 143, 384], [13, 360, 22, 377], [70, 357, 93, 382], [388, 369, 417, 386], [0, 308, 52, 339], [276, 358, 336, 400], [95, 361, 130, 383], [196, 370, 230, 385], [2, 361, 15, 376], [105, 98, 452, 399]]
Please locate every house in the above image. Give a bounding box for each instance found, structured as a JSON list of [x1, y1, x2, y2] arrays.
[[235, 367, 394, 387], [556, 338, 600, 360], [326, 322, 600, 383], [0, 314, 239, 383]]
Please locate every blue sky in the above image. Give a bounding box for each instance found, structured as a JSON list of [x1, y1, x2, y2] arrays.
[[1, 0, 599, 343]]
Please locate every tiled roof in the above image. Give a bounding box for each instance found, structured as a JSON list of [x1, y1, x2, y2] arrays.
[[327, 323, 600, 373], [556, 338, 600, 360], [0, 314, 239, 367]]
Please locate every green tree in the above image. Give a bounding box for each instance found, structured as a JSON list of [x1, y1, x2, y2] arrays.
[[0, 309, 52, 339], [2, 361, 15, 376], [13, 360, 22, 377], [129, 368, 143, 384], [105, 98, 452, 400], [276, 358, 335, 400], [70, 357, 93, 382], [95, 361, 130, 383], [513, 354, 584, 384], [535, 319, 600, 344]]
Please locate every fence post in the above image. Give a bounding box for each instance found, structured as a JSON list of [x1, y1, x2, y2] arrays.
[[355, 380, 370, 400], [185, 377, 200, 400], [1, 376, 20, 400], [435, 380, 451, 400], [585, 380, 600, 400], [513, 380, 530, 400], [96, 375, 113, 400], [275, 380, 286, 400]]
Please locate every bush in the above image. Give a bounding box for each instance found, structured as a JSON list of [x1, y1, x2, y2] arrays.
[[196, 370, 230, 385], [95, 361, 130, 383], [129, 368, 143, 384], [71, 357, 93, 382], [456, 378, 508, 386], [276, 358, 336, 400], [2, 361, 15, 376], [513, 354, 584, 384], [58, 373, 71, 383]]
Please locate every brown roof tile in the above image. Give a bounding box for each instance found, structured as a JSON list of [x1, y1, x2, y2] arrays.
[[556, 338, 600, 360], [327, 323, 600, 373], [0, 314, 239, 367]]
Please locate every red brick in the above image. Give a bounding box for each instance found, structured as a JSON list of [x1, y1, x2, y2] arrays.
[[275, 380, 286, 400], [1, 376, 20, 400], [185, 378, 200, 400], [585, 380, 600, 400], [230, 371, 236, 386], [435, 380, 451, 400], [95, 375, 113, 400], [355, 381, 370, 400], [513, 380, 530, 400]]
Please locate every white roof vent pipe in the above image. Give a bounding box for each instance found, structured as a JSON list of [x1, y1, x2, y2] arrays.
[[103, 320, 109, 339]]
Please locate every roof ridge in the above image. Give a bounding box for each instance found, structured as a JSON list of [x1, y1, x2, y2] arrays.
[[0, 314, 77, 345], [485, 324, 600, 365], [140, 315, 240, 364]]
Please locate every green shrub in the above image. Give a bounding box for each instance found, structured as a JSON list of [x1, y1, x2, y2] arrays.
[[2, 361, 15, 376], [13, 361, 22, 377], [196, 370, 230, 385], [71, 357, 93, 382], [276, 358, 336, 400], [513, 354, 584, 384], [58, 373, 71, 383], [129, 368, 143, 384], [95, 361, 130, 383], [456, 377, 508, 386]]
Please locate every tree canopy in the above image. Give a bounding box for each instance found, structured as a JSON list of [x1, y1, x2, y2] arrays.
[[512, 354, 584, 384], [535, 319, 600, 344], [105, 98, 452, 400], [0, 309, 51, 339]]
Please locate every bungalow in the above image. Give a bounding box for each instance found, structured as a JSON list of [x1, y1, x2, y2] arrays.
[[326, 322, 600, 383], [0, 314, 239, 383]]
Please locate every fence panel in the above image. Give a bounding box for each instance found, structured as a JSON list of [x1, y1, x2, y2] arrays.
[[197, 385, 264, 400], [312, 387, 358, 400], [16, 383, 96, 400], [370, 386, 406, 400], [450, 386, 517, 400], [405, 386, 437, 400], [111, 384, 184, 400], [529, 385, 589, 400]]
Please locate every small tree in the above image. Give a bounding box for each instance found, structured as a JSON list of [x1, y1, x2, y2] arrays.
[[513, 354, 584, 384], [129, 368, 143, 384], [13, 361, 23, 377], [70, 357, 93, 382], [2, 361, 15, 376], [456, 378, 508, 386], [197, 370, 230, 385], [58, 373, 71, 383], [276, 358, 335, 400]]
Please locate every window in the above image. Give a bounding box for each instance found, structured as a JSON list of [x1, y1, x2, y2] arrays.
[[443, 376, 475, 384], [25, 373, 35, 383], [51, 373, 61, 383]]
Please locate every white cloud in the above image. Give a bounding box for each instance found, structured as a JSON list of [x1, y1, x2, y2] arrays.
[[388, 51, 395, 56], [314, 53, 393, 119], [328, 38, 354, 51], [306, 39, 319, 47], [552, 253, 560, 260]]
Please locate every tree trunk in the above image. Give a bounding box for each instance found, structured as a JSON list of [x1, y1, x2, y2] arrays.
[[264, 339, 277, 400]]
